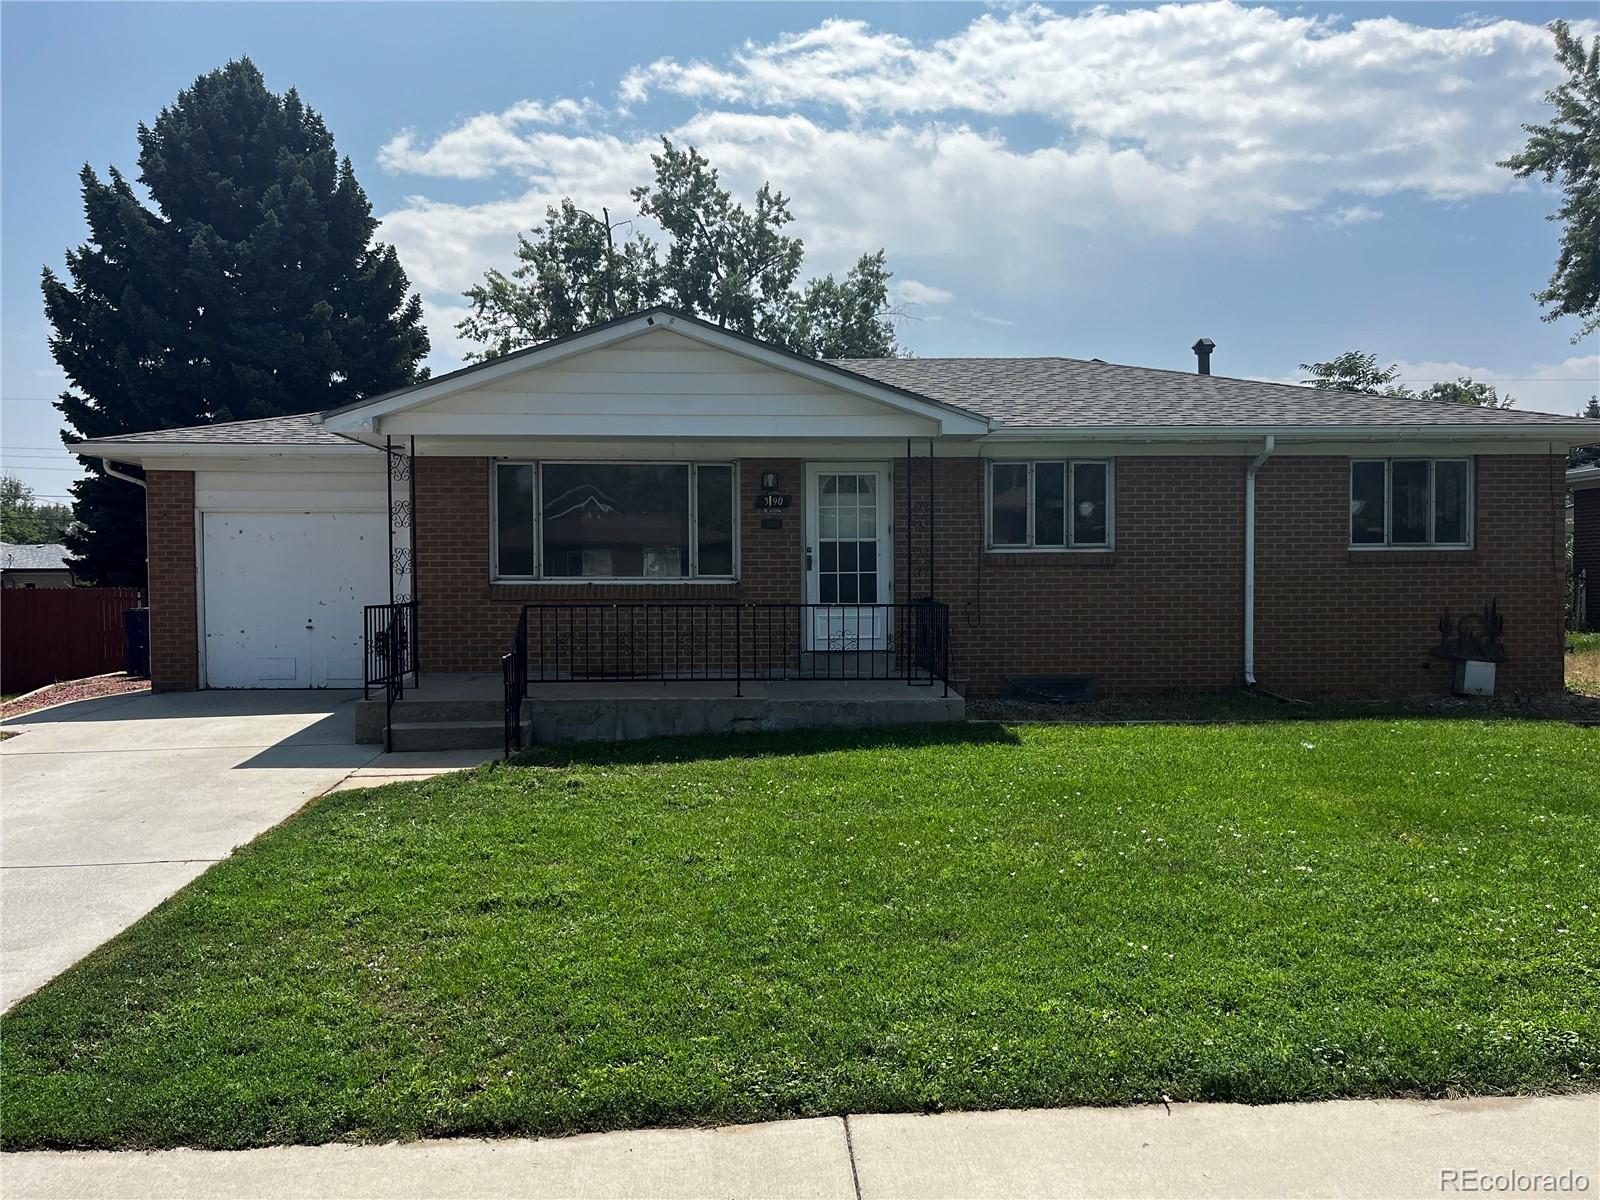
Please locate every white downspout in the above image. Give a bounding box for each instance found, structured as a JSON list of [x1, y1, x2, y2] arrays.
[[100, 458, 146, 488], [1244, 434, 1276, 687]]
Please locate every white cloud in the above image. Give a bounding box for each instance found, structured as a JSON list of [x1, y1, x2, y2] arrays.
[[894, 279, 954, 307], [1324, 205, 1383, 227], [379, 98, 598, 179], [1390, 355, 1600, 417], [419, 300, 480, 368], [970, 310, 1016, 328], [379, 111, 1296, 307], [615, 3, 1582, 203], [370, 2, 1595, 365]]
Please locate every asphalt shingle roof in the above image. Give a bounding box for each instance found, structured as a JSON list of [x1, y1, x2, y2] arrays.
[[827, 357, 1589, 429], [88, 414, 350, 446], [1, 542, 71, 572], [76, 354, 1596, 448]]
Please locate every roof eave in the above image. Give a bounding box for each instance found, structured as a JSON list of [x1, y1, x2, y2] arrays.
[[66, 440, 377, 461], [980, 422, 1597, 441]]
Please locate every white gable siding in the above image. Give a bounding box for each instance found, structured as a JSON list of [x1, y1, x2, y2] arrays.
[[380, 329, 941, 439]]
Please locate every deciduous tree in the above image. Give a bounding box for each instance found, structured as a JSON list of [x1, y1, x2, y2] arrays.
[[0, 476, 73, 545], [460, 138, 902, 360], [1500, 22, 1600, 342]]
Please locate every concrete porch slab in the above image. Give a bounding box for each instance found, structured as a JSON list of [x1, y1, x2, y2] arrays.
[[355, 673, 964, 746]]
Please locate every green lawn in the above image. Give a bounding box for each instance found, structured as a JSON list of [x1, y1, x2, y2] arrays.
[[3, 719, 1597, 1150]]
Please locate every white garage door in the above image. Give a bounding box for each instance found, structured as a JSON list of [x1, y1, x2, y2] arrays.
[[202, 512, 388, 688]]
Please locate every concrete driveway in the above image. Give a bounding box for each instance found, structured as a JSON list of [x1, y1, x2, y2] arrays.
[[0, 690, 487, 1011]]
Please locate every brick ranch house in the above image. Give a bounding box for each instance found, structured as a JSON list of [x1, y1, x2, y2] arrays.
[[73, 307, 1596, 731]]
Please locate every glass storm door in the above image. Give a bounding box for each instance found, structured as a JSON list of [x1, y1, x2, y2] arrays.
[[805, 463, 891, 651]]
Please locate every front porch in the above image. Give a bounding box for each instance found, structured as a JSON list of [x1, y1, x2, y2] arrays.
[[355, 672, 966, 751]]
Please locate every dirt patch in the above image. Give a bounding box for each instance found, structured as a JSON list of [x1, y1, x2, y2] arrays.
[[0, 673, 150, 720], [1567, 646, 1600, 698]]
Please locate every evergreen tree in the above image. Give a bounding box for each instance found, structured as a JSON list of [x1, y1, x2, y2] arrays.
[[44, 58, 430, 586]]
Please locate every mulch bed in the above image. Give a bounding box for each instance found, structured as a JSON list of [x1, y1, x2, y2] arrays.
[[1, 674, 150, 721], [967, 687, 1600, 726]]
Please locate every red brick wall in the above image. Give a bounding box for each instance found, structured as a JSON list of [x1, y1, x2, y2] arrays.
[[1253, 455, 1566, 695], [145, 470, 197, 692], [144, 451, 1563, 697], [893, 452, 1564, 697], [414, 457, 803, 672], [413, 452, 1566, 697], [1575, 486, 1600, 628], [893, 457, 1248, 696]]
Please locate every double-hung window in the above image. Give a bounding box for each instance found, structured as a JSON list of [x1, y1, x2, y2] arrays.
[[989, 460, 1112, 549], [1349, 458, 1472, 548], [493, 461, 737, 580]]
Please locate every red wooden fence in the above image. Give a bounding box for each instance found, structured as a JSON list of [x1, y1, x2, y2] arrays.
[[1, 588, 144, 695]]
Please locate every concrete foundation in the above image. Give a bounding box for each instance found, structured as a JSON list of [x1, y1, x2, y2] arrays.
[[356, 675, 964, 749]]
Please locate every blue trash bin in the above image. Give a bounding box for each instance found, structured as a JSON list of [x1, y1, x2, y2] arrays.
[[123, 607, 150, 678]]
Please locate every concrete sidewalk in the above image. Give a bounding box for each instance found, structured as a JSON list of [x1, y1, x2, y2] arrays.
[[3, 1094, 1595, 1199]]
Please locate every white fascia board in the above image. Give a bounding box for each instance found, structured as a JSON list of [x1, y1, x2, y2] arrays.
[[979, 424, 1594, 443], [68, 441, 379, 465], [318, 311, 990, 438], [1569, 465, 1600, 491]]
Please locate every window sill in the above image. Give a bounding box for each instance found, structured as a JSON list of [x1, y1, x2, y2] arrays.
[[985, 548, 1116, 566], [1346, 547, 1477, 564]]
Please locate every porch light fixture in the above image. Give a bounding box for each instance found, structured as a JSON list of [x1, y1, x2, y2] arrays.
[[761, 472, 779, 490]]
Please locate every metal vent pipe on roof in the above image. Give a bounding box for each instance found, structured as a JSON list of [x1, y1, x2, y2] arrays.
[[1192, 338, 1215, 375]]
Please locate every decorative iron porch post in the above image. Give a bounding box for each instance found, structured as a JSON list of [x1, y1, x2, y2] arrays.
[[385, 435, 417, 688]]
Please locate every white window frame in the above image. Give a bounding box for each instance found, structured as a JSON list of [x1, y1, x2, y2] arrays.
[[986, 459, 1114, 552], [1348, 457, 1474, 550], [490, 459, 740, 583]]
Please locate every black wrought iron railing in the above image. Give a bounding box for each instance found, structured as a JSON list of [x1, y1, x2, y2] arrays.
[[363, 600, 418, 752], [502, 605, 529, 757], [498, 601, 951, 756]]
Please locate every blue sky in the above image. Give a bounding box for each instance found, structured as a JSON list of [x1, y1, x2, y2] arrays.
[[3, 1, 1597, 505]]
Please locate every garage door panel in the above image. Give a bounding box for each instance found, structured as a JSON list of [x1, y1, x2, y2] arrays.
[[202, 512, 386, 689]]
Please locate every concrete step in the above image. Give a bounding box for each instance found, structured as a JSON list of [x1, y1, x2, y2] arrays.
[[355, 699, 501, 743], [388, 720, 504, 752]]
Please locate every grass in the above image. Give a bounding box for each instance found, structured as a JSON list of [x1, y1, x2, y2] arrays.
[[2, 719, 1597, 1150], [1569, 630, 1600, 696]]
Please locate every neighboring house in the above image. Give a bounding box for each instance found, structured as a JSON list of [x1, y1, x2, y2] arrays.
[[1571, 463, 1600, 630], [70, 307, 1598, 700], [0, 542, 74, 589]]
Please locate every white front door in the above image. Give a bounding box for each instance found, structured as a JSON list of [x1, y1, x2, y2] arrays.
[[202, 512, 386, 688], [804, 462, 892, 651]]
